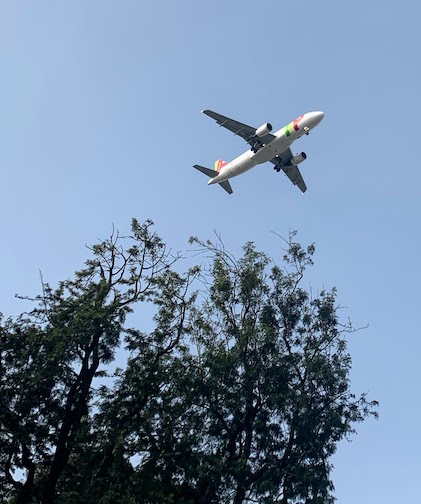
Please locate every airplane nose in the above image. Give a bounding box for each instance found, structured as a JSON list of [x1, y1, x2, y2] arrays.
[[313, 111, 324, 123], [307, 111, 324, 128]]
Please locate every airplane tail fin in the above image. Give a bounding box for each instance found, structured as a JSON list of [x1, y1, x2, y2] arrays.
[[193, 164, 233, 194], [214, 159, 228, 172]]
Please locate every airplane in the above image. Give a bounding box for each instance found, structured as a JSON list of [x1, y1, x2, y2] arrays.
[[193, 109, 324, 194]]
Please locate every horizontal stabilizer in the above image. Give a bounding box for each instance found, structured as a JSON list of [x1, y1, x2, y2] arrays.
[[193, 164, 217, 178], [219, 180, 233, 194]]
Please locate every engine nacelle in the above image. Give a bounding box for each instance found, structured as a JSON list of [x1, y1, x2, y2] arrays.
[[291, 152, 307, 166], [255, 122, 273, 137]]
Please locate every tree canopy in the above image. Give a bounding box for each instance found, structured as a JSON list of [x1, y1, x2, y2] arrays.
[[0, 220, 377, 504]]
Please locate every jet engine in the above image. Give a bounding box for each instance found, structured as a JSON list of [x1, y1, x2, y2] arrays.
[[291, 152, 307, 166], [255, 123, 273, 137]]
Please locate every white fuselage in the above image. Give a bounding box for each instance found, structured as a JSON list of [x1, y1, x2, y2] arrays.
[[208, 111, 324, 185]]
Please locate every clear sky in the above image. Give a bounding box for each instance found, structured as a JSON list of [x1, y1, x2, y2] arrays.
[[1, 1, 420, 501]]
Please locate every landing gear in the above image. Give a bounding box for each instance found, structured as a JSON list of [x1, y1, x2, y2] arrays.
[[273, 165, 281, 173], [250, 141, 260, 153], [304, 127, 310, 135]]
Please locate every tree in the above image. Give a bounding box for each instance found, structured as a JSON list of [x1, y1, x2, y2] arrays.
[[175, 234, 378, 503], [0, 219, 192, 504]]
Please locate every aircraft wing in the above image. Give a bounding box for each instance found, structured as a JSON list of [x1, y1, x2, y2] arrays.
[[202, 109, 276, 148], [270, 149, 307, 193]]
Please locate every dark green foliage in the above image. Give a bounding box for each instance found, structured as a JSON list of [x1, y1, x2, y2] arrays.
[[0, 225, 377, 504], [164, 235, 377, 504], [0, 219, 188, 503]]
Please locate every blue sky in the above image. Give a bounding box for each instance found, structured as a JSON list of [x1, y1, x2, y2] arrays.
[[1, 1, 420, 501]]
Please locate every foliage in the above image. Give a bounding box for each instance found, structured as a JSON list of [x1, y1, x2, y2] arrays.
[[0, 224, 377, 504], [0, 219, 189, 503]]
